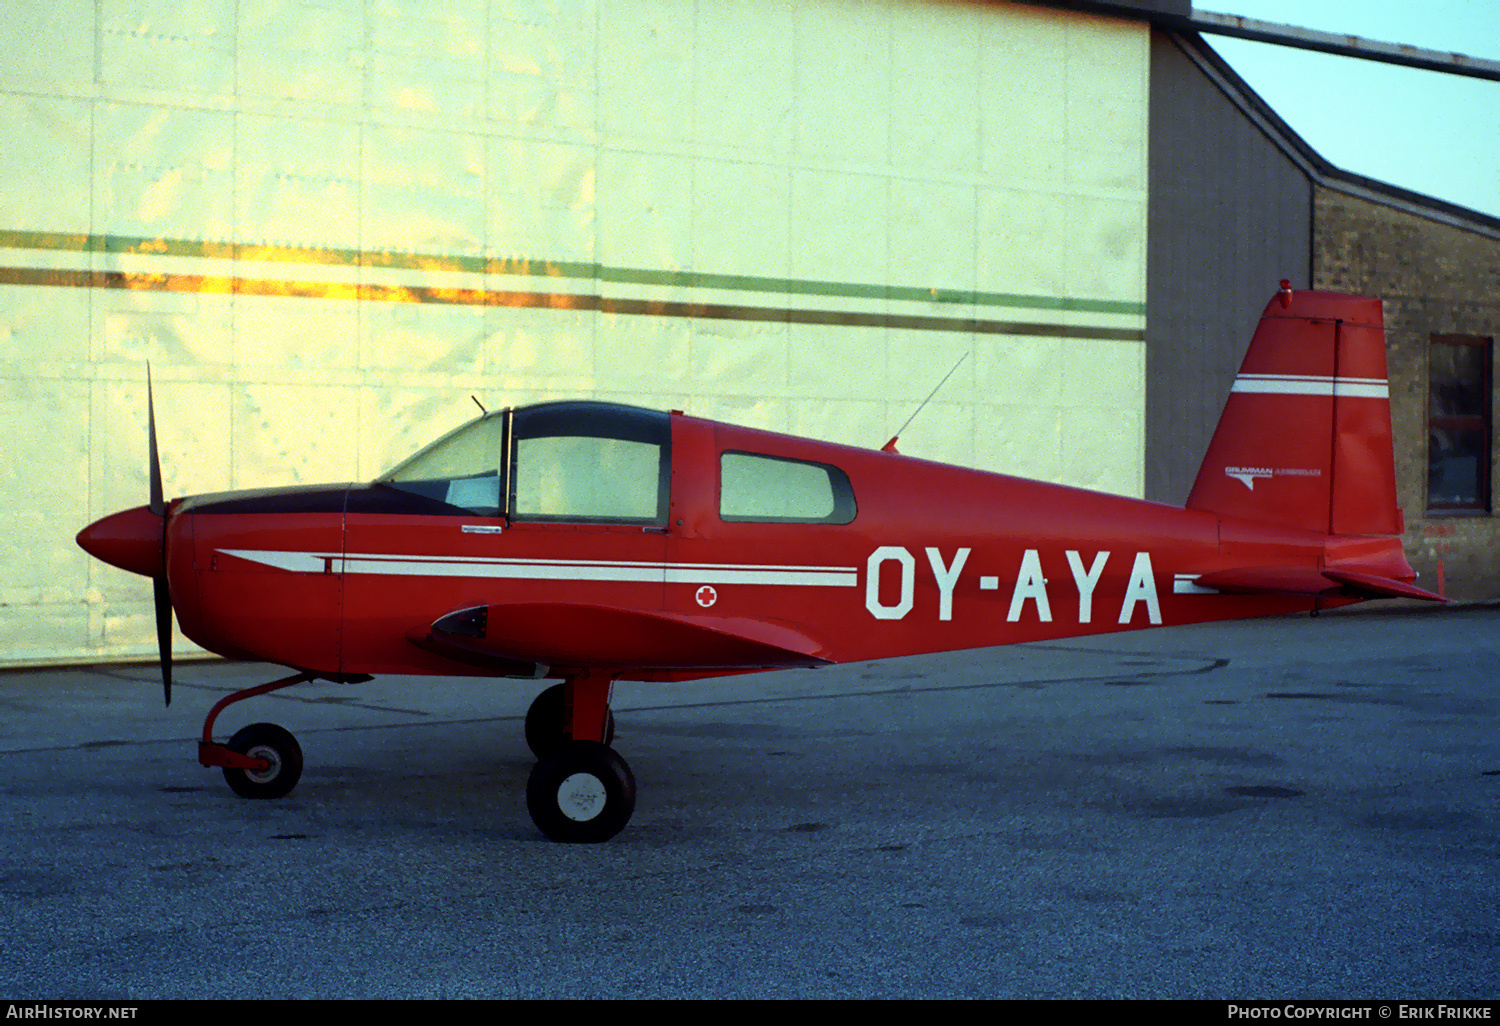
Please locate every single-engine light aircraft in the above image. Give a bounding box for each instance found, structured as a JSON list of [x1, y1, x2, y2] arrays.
[[77, 285, 1443, 841]]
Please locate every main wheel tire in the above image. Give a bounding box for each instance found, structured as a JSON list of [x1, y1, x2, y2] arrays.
[[223, 722, 303, 800], [526, 740, 635, 843], [524, 683, 615, 758]]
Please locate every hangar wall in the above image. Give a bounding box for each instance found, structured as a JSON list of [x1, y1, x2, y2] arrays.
[[1144, 30, 1313, 506], [0, 0, 1149, 666]]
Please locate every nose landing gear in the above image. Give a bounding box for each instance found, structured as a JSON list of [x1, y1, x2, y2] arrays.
[[196, 671, 324, 799]]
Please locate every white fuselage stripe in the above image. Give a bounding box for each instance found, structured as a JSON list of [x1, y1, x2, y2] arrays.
[[1172, 573, 1215, 595], [216, 549, 859, 587], [1231, 374, 1388, 398]]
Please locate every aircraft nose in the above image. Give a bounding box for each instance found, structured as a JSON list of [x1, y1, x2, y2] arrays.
[[77, 505, 165, 578]]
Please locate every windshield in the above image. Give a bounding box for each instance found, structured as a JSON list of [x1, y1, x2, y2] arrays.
[[376, 412, 507, 516]]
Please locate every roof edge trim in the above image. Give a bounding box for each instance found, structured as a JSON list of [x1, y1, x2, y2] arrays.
[[1165, 31, 1500, 242]]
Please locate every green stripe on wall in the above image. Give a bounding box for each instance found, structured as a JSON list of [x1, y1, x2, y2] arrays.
[[0, 229, 1147, 318], [0, 266, 1145, 341]]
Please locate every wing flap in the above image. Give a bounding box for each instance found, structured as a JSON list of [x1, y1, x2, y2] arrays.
[[410, 602, 833, 672]]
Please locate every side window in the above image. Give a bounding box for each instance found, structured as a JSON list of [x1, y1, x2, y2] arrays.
[[514, 435, 662, 521], [510, 402, 671, 525], [719, 451, 856, 524]]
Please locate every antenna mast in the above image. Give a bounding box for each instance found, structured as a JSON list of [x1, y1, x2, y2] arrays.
[[882, 353, 968, 453]]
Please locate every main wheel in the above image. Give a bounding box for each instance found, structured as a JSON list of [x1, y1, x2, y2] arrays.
[[524, 683, 615, 758], [526, 740, 635, 843], [223, 722, 303, 799]]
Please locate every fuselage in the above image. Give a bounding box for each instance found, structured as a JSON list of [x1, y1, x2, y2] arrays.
[[109, 404, 1414, 681]]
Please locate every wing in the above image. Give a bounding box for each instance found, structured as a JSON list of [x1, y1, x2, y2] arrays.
[[408, 601, 835, 673]]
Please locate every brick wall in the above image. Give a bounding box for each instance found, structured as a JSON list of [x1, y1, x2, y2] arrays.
[[1313, 188, 1500, 600]]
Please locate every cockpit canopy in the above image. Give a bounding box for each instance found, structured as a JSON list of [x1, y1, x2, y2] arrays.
[[376, 401, 671, 525]]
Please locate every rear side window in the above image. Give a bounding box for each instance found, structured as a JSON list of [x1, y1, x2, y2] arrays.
[[719, 451, 856, 524]]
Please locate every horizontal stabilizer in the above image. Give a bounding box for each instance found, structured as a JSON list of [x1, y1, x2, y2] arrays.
[[410, 602, 834, 671], [1196, 566, 1444, 602], [1321, 568, 1445, 603]]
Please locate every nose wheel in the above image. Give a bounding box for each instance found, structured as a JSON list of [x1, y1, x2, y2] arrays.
[[198, 671, 318, 800], [222, 722, 303, 799]]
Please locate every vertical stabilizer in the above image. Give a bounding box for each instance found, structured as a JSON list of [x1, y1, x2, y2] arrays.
[[1186, 287, 1401, 536]]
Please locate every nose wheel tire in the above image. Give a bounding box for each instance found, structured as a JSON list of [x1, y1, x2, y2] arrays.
[[524, 683, 616, 758], [222, 722, 303, 799], [526, 740, 635, 843]]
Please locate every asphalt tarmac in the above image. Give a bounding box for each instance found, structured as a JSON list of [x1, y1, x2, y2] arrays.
[[1, 605, 1496, 999]]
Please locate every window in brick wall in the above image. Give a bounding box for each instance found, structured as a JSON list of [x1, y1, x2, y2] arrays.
[[1427, 334, 1493, 513]]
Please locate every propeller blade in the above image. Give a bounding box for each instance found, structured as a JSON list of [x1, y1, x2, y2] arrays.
[[147, 365, 164, 517], [146, 364, 171, 705], [154, 573, 173, 706]]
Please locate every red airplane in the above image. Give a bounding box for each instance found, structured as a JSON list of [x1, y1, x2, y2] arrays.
[[76, 284, 1443, 842]]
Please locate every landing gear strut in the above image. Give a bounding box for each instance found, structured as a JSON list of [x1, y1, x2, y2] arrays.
[[524, 673, 635, 843], [524, 682, 616, 757]]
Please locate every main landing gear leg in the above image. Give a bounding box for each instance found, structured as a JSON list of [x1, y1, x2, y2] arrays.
[[525, 672, 636, 843], [524, 682, 615, 758], [197, 671, 314, 800]]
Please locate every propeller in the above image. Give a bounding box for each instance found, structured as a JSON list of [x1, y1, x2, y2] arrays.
[[146, 366, 173, 706]]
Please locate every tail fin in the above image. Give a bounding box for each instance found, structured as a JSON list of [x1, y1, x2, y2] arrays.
[[1186, 285, 1402, 536]]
